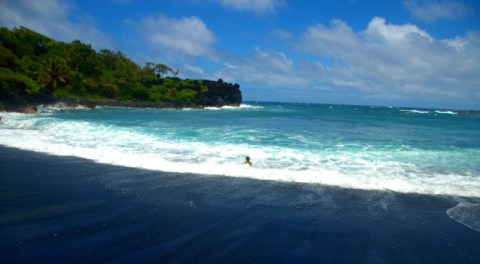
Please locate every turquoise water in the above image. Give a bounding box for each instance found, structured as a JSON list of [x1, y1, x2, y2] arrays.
[[1, 102, 479, 197]]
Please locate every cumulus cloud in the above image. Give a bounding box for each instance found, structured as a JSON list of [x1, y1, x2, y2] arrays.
[[127, 15, 216, 58], [403, 0, 472, 22], [0, 0, 112, 49], [218, 0, 284, 14], [218, 17, 480, 108], [216, 46, 308, 87], [298, 17, 480, 101]]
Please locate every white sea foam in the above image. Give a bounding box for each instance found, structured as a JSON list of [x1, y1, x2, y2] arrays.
[[1, 111, 479, 198], [239, 104, 263, 109], [400, 109, 429, 114], [447, 200, 480, 232], [204, 104, 262, 110], [434, 110, 457, 115]]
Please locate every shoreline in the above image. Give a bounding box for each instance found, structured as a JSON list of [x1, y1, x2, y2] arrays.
[[1, 145, 479, 263], [0, 98, 242, 113]]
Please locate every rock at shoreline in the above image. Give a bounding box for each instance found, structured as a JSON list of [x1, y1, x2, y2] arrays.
[[193, 80, 242, 107], [0, 103, 38, 114], [22, 106, 38, 113]]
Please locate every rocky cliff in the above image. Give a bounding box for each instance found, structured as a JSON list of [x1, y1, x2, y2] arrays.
[[193, 80, 242, 107]]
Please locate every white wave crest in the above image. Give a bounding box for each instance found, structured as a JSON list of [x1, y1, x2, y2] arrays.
[[435, 110, 457, 115], [204, 104, 263, 110], [400, 109, 429, 114]]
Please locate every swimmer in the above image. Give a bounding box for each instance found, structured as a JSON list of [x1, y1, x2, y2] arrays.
[[243, 156, 252, 166]]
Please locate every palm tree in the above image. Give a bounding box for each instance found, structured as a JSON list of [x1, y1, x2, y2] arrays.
[[39, 58, 69, 95], [154, 63, 171, 79]]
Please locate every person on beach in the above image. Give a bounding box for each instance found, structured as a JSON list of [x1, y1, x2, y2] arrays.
[[244, 156, 252, 166]]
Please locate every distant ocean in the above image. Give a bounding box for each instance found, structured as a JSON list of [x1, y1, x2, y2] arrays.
[[1, 102, 479, 198]]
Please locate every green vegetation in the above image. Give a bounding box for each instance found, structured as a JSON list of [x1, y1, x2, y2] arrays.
[[0, 27, 215, 104]]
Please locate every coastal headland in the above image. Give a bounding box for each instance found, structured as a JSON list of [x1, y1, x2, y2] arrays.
[[0, 27, 242, 113], [0, 78, 243, 113]]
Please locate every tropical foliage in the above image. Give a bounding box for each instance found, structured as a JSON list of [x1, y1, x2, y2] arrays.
[[0, 27, 213, 103]]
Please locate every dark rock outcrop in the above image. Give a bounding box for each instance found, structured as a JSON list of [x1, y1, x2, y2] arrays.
[[193, 80, 242, 107], [0, 95, 46, 113], [0, 103, 37, 113]]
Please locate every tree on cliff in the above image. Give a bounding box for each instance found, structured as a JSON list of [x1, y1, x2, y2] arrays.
[[38, 58, 70, 95], [154, 64, 171, 79]]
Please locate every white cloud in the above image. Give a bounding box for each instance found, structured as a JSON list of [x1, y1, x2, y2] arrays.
[[128, 15, 216, 58], [218, 0, 284, 14], [443, 36, 468, 51], [269, 29, 294, 40], [366, 17, 433, 43], [216, 47, 308, 87], [183, 64, 208, 79], [297, 17, 480, 101], [184, 64, 206, 75], [301, 19, 360, 60], [218, 17, 480, 108], [403, 0, 472, 22], [0, 0, 112, 49]]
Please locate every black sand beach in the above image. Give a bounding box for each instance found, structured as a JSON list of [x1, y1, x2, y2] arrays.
[[1, 146, 479, 263]]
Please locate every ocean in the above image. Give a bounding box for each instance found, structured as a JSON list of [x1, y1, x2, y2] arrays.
[[1, 102, 479, 197], [1, 102, 480, 263]]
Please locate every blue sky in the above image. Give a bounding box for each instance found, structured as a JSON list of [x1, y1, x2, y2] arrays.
[[1, 0, 479, 109]]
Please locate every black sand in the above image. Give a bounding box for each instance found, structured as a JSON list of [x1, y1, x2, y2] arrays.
[[1, 146, 479, 263]]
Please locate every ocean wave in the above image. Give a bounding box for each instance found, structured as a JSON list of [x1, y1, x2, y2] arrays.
[[434, 110, 457, 115], [400, 109, 430, 114], [400, 109, 459, 115], [204, 104, 263, 110], [2, 140, 478, 197], [1, 107, 478, 198], [1, 124, 478, 197]]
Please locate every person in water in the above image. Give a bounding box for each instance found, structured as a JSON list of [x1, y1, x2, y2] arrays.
[[244, 156, 252, 166]]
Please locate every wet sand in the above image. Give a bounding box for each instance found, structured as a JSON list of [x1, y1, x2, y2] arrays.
[[1, 146, 479, 263]]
